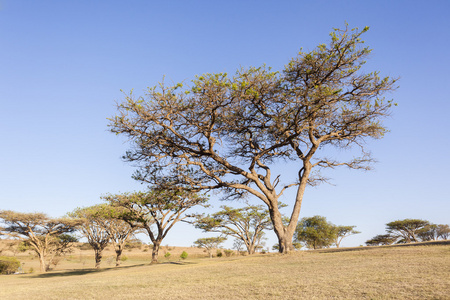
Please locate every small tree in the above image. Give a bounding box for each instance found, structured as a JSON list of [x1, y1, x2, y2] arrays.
[[232, 238, 244, 253], [365, 234, 397, 246], [0, 210, 79, 272], [294, 216, 337, 250], [104, 188, 208, 263], [70, 206, 110, 269], [334, 225, 360, 248], [386, 219, 430, 243], [195, 205, 272, 254], [194, 237, 227, 258], [87, 204, 140, 267], [437, 224, 450, 240], [180, 251, 188, 260]]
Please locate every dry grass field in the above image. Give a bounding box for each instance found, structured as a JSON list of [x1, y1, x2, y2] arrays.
[[1, 242, 449, 299]]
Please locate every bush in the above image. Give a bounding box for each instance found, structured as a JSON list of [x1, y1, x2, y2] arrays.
[[0, 256, 21, 275], [164, 252, 171, 259], [180, 251, 188, 260], [216, 250, 223, 257], [224, 249, 233, 257], [120, 255, 128, 262]]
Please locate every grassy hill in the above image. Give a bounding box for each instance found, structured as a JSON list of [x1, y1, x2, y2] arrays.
[[1, 242, 449, 299]]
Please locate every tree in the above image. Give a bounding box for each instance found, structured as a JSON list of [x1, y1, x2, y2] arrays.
[[386, 219, 430, 243], [334, 225, 360, 248], [294, 216, 337, 249], [365, 234, 397, 246], [193, 237, 227, 258], [70, 206, 111, 269], [89, 204, 140, 267], [109, 25, 397, 253], [194, 205, 272, 254], [103, 189, 208, 263], [0, 210, 79, 272], [436, 224, 450, 240]]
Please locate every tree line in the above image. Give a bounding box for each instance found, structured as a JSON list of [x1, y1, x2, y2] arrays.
[[1, 196, 449, 273]]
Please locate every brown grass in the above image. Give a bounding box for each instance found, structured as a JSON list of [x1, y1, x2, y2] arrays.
[[0, 244, 449, 299]]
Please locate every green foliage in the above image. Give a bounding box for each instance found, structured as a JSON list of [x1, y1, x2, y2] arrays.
[[386, 219, 430, 243], [295, 216, 337, 249], [216, 250, 223, 257], [120, 255, 128, 262], [223, 249, 233, 257], [180, 251, 188, 260], [164, 252, 171, 258], [0, 256, 20, 274], [17, 241, 30, 252], [365, 234, 398, 246]]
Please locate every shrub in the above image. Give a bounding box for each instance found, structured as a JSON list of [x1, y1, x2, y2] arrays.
[[0, 256, 21, 275], [164, 252, 171, 259], [216, 250, 223, 257], [180, 251, 188, 260], [120, 255, 128, 262], [224, 249, 233, 257]]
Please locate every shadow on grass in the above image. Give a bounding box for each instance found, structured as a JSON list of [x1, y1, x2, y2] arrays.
[[29, 263, 149, 278], [160, 261, 198, 265]]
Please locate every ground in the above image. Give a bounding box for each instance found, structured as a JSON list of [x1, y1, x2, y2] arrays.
[[0, 241, 449, 299]]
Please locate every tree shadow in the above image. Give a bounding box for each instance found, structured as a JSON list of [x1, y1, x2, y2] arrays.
[[29, 263, 149, 278]]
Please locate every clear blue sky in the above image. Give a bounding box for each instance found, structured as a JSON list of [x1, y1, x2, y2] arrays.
[[1, 0, 449, 249]]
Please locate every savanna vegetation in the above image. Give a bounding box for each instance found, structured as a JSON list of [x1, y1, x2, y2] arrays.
[[0, 241, 448, 299]]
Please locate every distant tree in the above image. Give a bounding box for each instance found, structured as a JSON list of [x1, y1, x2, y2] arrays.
[[294, 216, 338, 249], [88, 204, 140, 267], [436, 224, 450, 240], [417, 224, 439, 241], [334, 225, 360, 248], [232, 238, 244, 253], [0, 210, 79, 272], [104, 189, 208, 263], [70, 206, 111, 269], [195, 205, 272, 254], [365, 234, 398, 246], [386, 219, 430, 243], [109, 25, 397, 253], [193, 237, 227, 258]]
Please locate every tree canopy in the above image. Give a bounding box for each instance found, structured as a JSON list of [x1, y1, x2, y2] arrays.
[[0, 210, 79, 272], [109, 25, 397, 253], [103, 188, 208, 263], [294, 215, 338, 249], [195, 205, 272, 254]]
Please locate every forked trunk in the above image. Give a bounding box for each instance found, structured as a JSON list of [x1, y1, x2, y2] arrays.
[[151, 241, 161, 264]]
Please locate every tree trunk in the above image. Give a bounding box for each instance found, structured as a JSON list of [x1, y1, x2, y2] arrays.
[[271, 163, 311, 254], [270, 207, 295, 254], [151, 241, 160, 264], [38, 252, 46, 273], [94, 249, 102, 269], [247, 244, 255, 255], [115, 248, 123, 267]]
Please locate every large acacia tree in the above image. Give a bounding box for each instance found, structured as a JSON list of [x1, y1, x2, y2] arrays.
[[103, 189, 208, 263], [0, 210, 79, 272], [109, 26, 397, 253]]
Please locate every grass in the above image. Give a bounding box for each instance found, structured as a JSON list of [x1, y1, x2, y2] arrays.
[[0, 243, 449, 299]]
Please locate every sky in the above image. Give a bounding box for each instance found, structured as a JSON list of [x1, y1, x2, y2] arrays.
[[1, 0, 449, 250]]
